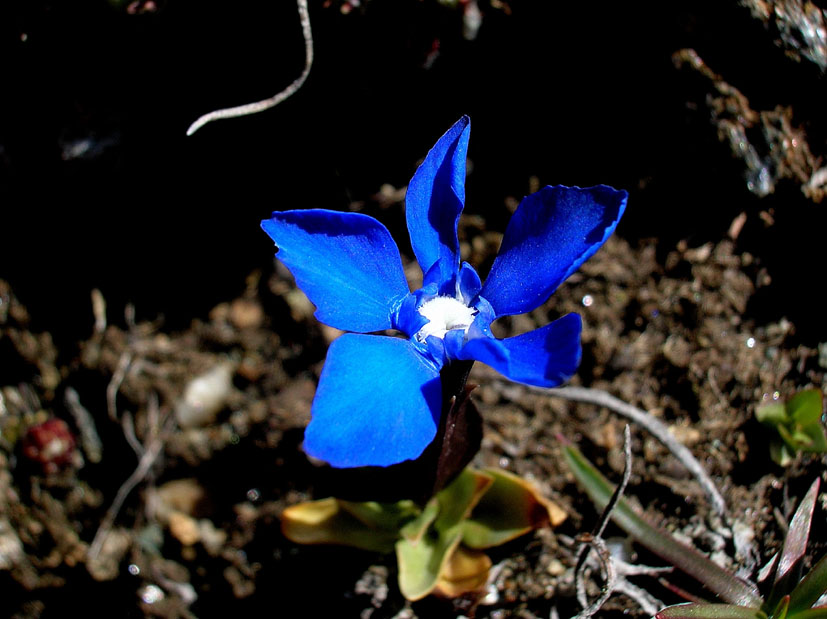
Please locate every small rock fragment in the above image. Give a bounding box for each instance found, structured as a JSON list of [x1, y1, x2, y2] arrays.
[[229, 298, 264, 330], [86, 528, 131, 581], [175, 361, 235, 428], [0, 518, 24, 570], [168, 512, 200, 547]]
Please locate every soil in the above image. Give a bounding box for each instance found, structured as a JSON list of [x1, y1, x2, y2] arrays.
[[2, 220, 825, 618], [2, 2, 826, 618]]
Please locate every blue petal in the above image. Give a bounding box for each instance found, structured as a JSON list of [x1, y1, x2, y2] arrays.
[[480, 185, 627, 317], [262, 210, 410, 333], [304, 334, 442, 467], [406, 116, 471, 294], [450, 313, 582, 387], [457, 261, 482, 304], [392, 284, 436, 339]]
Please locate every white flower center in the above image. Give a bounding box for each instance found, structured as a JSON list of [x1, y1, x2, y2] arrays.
[[415, 296, 477, 342]]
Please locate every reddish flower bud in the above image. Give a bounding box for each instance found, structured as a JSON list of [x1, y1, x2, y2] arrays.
[[21, 418, 78, 474]]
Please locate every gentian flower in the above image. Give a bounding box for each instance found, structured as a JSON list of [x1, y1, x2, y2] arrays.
[[262, 117, 627, 468]]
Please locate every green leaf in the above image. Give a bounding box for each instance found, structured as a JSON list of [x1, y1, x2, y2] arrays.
[[777, 425, 806, 461], [772, 596, 790, 619], [462, 468, 566, 549], [338, 499, 420, 531], [655, 603, 767, 618], [788, 390, 823, 427], [769, 479, 820, 608], [790, 430, 817, 449], [400, 497, 439, 543], [396, 469, 493, 600], [788, 553, 827, 614], [757, 390, 827, 462], [396, 522, 465, 600], [798, 423, 827, 453], [563, 442, 762, 609], [757, 403, 789, 427], [280, 498, 400, 553], [787, 609, 827, 619], [770, 440, 794, 467], [433, 469, 494, 534]]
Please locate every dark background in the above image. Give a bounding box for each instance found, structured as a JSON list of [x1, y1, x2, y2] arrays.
[[2, 0, 824, 345]]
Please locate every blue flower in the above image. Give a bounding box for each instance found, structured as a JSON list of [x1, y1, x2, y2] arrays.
[[262, 116, 627, 468]]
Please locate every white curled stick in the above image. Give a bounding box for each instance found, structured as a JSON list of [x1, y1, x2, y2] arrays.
[[186, 0, 313, 136]]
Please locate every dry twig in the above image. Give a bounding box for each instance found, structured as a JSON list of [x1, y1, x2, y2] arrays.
[[571, 426, 670, 618], [106, 352, 132, 423], [543, 385, 728, 519], [186, 0, 313, 136], [87, 394, 171, 561], [572, 425, 632, 618], [64, 387, 103, 464]]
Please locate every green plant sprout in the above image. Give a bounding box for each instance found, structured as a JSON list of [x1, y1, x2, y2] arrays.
[[563, 440, 827, 619], [280, 466, 566, 600], [756, 389, 827, 466]]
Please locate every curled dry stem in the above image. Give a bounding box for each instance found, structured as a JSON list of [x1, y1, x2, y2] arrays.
[[87, 394, 172, 561], [574, 533, 616, 618], [186, 0, 313, 136], [571, 425, 670, 617], [573, 425, 631, 618], [543, 385, 728, 519]]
